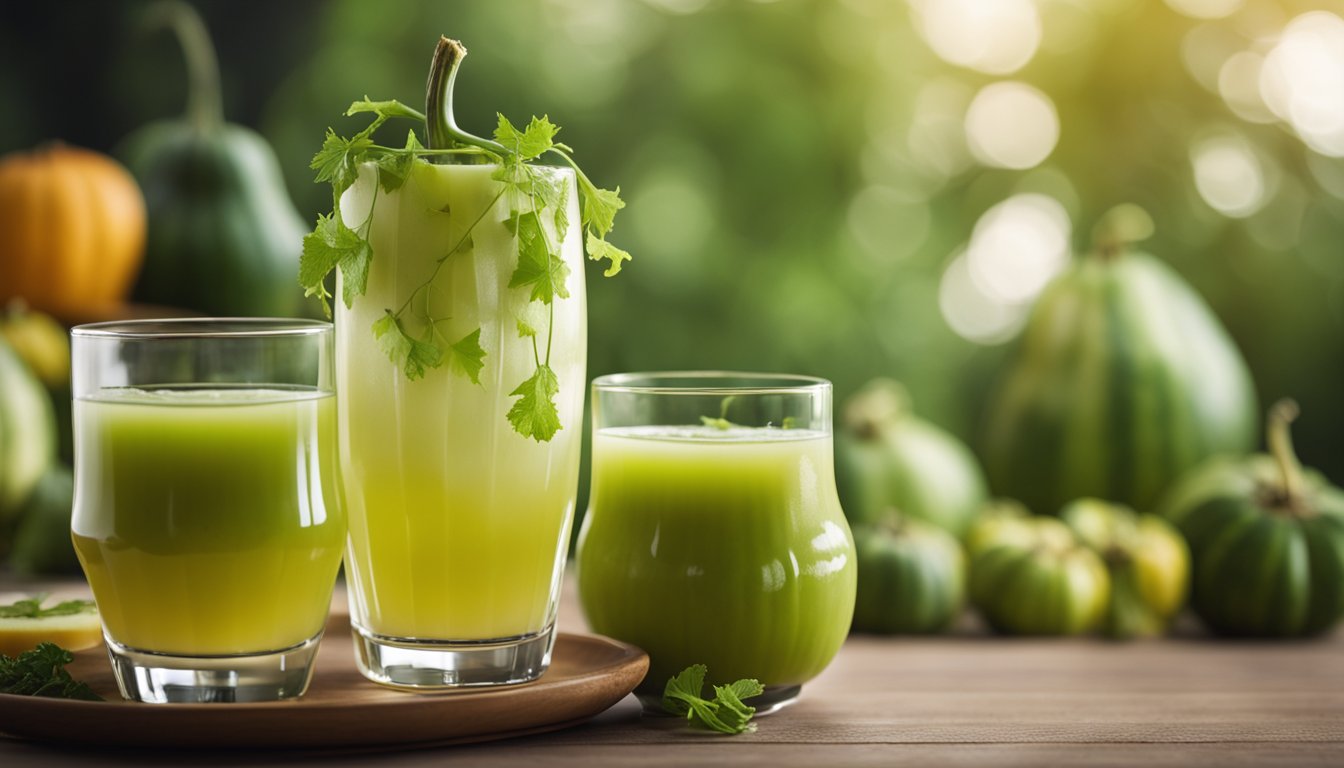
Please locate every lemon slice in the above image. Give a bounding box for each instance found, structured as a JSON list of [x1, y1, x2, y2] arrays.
[[0, 595, 103, 657]]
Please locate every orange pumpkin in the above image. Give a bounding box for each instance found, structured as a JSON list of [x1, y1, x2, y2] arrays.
[[0, 144, 146, 314]]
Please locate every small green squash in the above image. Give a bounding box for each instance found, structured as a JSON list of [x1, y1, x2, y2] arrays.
[[10, 465, 78, 575], [1063, 498, 1189, 639], [851, 517, 965, 635], [964, 499, 1036, 557], [0, 303, 69, 389], [0, 303, 73, 464], [982, 210, 1258, 516], [969, 514, 1110, 636], [1164, 401, 1344, 638], [119, 2, 306, 317], [835, 379, 987, 538], [0, 337, 55, 520]]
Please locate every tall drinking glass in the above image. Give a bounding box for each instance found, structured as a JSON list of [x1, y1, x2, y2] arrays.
[[578, 372, 857, 714], [335, 160, 586, 687], [70, 319, 344, 703]]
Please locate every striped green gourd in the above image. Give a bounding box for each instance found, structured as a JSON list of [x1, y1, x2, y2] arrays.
[[968, 514, 1109, 636], [851, 518, 965, 635], [1164, 401, 1344, 638], [836, 379, 987, 538], [982, 239, 1257, 517], [1062, 498, 1189, 639], [0, 337, 56, 518]]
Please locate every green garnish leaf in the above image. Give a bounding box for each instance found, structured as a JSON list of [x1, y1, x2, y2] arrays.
[[345, 96, 426, 122], [586, 233, 632, 277], [661, 664, 762, 735], [446, 328, 487, 385], [552, 178, 571, 243], [0, 642, 102, 701], [700, 396, 738, 430], [507, 364, 561, 442], [302, 39, 634, 444], [712, 678, 766, 731], [577, 178, 625, 238], [311, 129, 374, 195], [372, 310, 443, 380], [494, 114, 558, 161], [376, 130, 424, 192], [661, 664, 707, 717], [508, 211, 571, 304], [527, 170, 569, 237], [0, 597, 96, 619], [301, 214, 373, 311]]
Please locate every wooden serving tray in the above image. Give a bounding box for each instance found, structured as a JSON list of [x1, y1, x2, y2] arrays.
[[0, 614, 648, 751]]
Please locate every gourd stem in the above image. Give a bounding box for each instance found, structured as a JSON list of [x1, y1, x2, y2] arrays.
[[880, 513, 907, 537], [844, 379, 909, 440], [1091, 204, 1154, 262], [146, 1, 223, 131], [425, 37, 507, 157], [1267, 399, 1306, 505]]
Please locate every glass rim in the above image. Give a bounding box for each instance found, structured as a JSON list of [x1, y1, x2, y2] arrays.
[[592, 371, 831, 396], [71, 318, 332, 340]]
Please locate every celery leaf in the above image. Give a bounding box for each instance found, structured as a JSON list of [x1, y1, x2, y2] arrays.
[[507, 364, 561, 442]]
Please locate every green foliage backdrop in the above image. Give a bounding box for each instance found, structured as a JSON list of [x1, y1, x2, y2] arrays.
[[2, 0, 1341, 486]]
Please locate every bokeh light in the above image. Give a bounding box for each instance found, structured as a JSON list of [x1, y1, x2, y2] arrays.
[[906, 79, 976, 182], [909, 0, 1041, 75], [1182, 22, 1244, 92], [1259, 11, 1344, 157], [940, 193, 1072, 346], [1165, 0, 1246, 20], [939, 251, 1028, 345], [847, 184, 932, 267], [6, 0, 1344, 484], [966, 194, 1072, 303], [964, 82, 1059, 170], [1218, 51, 1274, 123], [1192, 133, 1268, 218]]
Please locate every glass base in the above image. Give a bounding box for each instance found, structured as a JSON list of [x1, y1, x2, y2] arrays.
[[351, 623, 555, 689], [637, 683, 802, 717], [106, 633, 322, 703]]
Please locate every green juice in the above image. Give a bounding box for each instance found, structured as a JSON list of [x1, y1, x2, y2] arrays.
[[336, 161, 585, 642], [71, 387, 345, 656], [577, 426, 857, 692]]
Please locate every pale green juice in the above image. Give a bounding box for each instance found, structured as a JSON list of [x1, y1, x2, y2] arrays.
[[71, 387, 345, 656], [337, 161, 585, 641], [578, 426, 857, 692]]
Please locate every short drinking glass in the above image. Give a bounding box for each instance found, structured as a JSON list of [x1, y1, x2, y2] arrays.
[[70, 319, 345, 703], [577, 372, 857, 714]]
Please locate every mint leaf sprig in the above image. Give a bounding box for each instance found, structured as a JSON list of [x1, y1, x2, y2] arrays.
[[0, 597, 96, 619], [299, 36, 631, 443], [661, 664, 765, 735], [0, 642, 102, 701]]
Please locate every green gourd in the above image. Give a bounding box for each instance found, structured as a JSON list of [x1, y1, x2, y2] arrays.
[[982, 209, 1257, 517], [10, 465, 78, 575], [851, 518, 965, 635], [0, 337, 55, 523], [1062, 498, 1189, 639], [835, 379, 987, 538], [120, 1, 306, 317], [964, 499, 1036, 558], [1164, 401, 1344, 638], [968, 514, 1109, 636]]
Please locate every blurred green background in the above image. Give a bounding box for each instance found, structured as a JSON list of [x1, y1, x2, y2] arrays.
[[2, 0, 1341, 484]]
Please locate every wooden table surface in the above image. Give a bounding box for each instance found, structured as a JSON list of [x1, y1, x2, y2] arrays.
[[2, 577, 1342, 767]]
